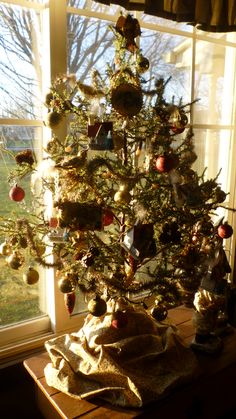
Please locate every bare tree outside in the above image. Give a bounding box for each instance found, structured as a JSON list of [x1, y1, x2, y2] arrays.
[[0, 0, 190, 119]]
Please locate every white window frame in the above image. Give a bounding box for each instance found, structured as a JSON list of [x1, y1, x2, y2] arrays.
[[1, 0, 236, 364]]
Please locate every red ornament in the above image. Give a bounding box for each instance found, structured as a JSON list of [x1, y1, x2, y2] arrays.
[[171, 125, 185, 134], [49, 217, 58, 228], [102, 209, 114, 226], [217, 222, 233, 239], [64, 291, 76, 314], [9, 184, 25, 202], [111, 310, 128, 329], [155, 154, 179, 173]]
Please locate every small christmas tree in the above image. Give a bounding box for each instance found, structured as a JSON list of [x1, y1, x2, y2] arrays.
[[0, 13, 234, 406]]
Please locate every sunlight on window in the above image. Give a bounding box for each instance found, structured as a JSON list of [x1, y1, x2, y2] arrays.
[[0, 2, 43, 119], [193, 128, 231, 189], [140, 29, 191, 103], [194, 41, 236, 125]]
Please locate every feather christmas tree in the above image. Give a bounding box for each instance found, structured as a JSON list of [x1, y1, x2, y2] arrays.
[[0, 13, 235, 406]]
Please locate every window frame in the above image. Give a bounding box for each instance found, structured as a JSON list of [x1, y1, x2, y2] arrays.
[[1, 0, 236, 364]]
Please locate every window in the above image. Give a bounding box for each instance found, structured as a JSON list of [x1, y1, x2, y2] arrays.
[[0, 0, 49, 362], [0, 0, 236, 362]]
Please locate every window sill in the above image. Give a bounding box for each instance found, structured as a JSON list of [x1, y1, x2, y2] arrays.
[[0, 312, 86, 368]]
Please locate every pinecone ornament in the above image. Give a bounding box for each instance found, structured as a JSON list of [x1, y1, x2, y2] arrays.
[[64, 292, 76, 314]]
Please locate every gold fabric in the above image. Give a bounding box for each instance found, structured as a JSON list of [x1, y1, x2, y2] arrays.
[[94, 1, 236, 32], [44, 304, 198, 407]]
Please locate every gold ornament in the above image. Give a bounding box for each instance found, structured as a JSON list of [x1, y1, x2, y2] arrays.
[[45, 137, 61, 154], [135, 147, 142, 157], [137, 55, 149, 74], [6, 251, 24, 270], [101, 170, 112, 179], [58, 273, 76, 294], [0, 241, 11, 256], [23, 267, 39, 285], [65, 145, 72, 153], [37, 244, 46, 257], [114, 185, 132, 204], [88, 296, 107, 317]]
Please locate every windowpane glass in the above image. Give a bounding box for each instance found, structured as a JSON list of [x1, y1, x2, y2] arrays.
[[71, 289, 87, 315], [193, 128, 231, 193], [0, 3, 43, 119], [0, 125, 45, 327], [140, 30, 191, 103], [67, 14, 114, 80], [225, 32, 236, 43], [193, 41, 236, 125]]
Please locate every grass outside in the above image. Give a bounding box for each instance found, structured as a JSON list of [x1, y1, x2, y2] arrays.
[[0, 257, 43, 327], [0, 157, 43, 327]]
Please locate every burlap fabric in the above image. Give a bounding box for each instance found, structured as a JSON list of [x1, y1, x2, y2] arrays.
[[44, 303, 198, 407]]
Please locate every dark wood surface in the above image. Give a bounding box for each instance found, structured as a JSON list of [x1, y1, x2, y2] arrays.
[[23, 306, 236, 419]]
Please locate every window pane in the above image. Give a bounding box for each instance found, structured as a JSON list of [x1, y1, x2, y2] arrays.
[[140, 30, 192, 103], [225, 32, 236, 43], [0, 3, 43, 119], [0, 125, 45, 327], [193, 128, 231, 193], [67, 14, 114, 80], [193, 41, 236, 125], [71, 289, 87, 316]]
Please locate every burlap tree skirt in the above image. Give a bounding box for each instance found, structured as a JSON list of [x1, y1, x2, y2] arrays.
[[44, 303, 198, 407]]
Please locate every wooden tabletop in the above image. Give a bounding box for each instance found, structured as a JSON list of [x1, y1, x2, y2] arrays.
[[24, 306, 236, 419]]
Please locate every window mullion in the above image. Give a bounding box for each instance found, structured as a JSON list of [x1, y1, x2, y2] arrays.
[[43, 1, 85, 333], [43, 0, 67, 332], [0, 0, 43, 11]]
